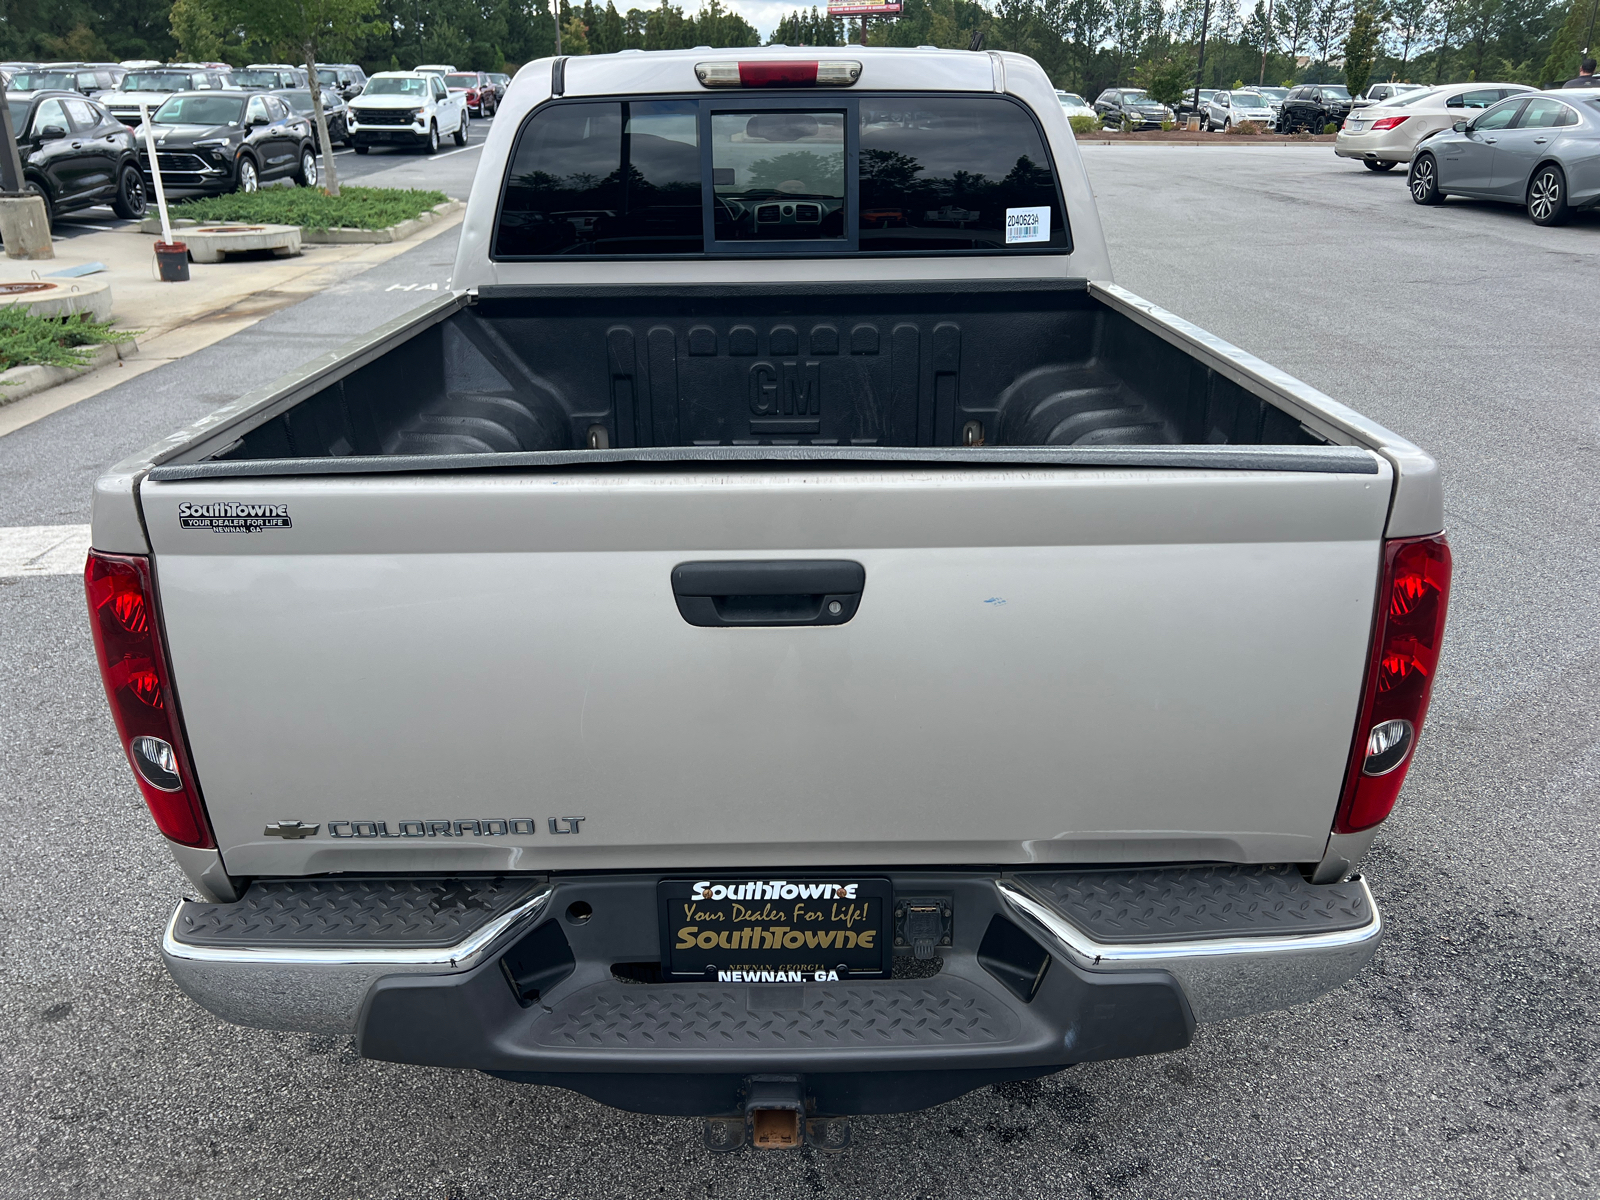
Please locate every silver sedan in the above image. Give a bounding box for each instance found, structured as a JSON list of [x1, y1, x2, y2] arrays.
[[1407, 91, 1600, 225]]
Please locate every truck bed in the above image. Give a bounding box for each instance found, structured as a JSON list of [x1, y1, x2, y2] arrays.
[[95, 282, 1433, 879], [176, 281, 1322, 467]]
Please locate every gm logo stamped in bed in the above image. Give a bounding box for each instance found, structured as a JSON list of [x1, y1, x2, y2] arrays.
[[178, 502, 292, 533]]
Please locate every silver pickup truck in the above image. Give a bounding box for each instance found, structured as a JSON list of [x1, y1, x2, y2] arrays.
[[87, 47, 1451, 1150]]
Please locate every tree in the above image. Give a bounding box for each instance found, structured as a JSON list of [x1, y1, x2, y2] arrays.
[[1343, 1, 1383, 93], [1387, 0, 1432, 70], [590, 2, 627, 52], [1538, 0, 1587, 83], [561, 13, 590, 51], [770, 7, 845, 45], [1108, 0, 1157, 79], [1431, 0, 1458, 78], [1310, 0, 1347, 62], [1458, 0, 1502, 75], [171, 0, 225, 60], [210, 0, 380, 197], [1274, 0, 1316, 59], [1138, 54, 1194, 104]]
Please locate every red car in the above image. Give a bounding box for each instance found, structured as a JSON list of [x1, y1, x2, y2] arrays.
[[443, 71, 498, 118]]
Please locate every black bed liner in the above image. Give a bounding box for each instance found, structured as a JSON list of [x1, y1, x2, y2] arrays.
[[184, 281, 1347, 473]]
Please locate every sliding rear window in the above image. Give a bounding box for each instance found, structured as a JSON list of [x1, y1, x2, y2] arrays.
[[493, 93, 1070, 259]]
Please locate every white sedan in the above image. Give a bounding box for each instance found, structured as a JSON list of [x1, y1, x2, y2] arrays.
[[1335, 82, 1534, 170], [1056, 90, 1095, 121]]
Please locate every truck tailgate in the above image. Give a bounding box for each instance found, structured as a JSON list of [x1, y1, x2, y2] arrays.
[[142, 459, 1391, 875]]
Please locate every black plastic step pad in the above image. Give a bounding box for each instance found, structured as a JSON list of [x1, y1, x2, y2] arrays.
[[1013, 865, 1371, 945], [172, 877, 547, 949], [530, 979, 1020, 1050]]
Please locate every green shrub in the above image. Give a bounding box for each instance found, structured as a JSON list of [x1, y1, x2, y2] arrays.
[[1323, 122, 1339, 135], [1160, 119, 1175, 131], [1225, 120, 1265, 136], [169, 186, 450, 232], [0, 307, 136, 374], [1069, 114, 1100, 135]]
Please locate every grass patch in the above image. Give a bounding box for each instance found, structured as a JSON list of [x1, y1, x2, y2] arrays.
[[168, 186, 449, 232], [0, 306, 135, 374], [1069, 114, 1101, 135]]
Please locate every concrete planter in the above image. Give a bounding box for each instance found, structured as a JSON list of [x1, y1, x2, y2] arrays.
[[0, 278, 112, 321], [181, 224, 302, 263], [0, 339, 138, 407]]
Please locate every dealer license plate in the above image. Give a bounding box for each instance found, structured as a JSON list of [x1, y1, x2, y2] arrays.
[[659, 877, 892, 982]]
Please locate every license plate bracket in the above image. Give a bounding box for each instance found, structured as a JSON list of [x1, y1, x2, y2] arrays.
[[659, 877, 892, 982]]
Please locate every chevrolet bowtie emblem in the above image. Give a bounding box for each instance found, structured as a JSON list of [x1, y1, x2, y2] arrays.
[[264, 820, 320, 839]]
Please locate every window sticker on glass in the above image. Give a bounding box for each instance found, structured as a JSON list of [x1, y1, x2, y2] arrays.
[[1005, 206, 1050, 244]]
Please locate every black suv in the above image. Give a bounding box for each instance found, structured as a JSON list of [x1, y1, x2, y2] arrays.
[[273, 87, 351, 149], [1277, 85, 1353, 132], [140, 90, 318, 195], [315, 64, 367, 101], [1093, 87, 1175, 131], [8, 90, 145, 224]]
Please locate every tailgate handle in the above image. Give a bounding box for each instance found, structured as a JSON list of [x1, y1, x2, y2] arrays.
[[671, 560, 865, 627]]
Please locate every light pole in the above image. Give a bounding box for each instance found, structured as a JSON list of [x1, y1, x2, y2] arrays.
[[1587, 0, 1599, 60], [1193, 0, 1214, 116], [1259, 0, 1276, 86]]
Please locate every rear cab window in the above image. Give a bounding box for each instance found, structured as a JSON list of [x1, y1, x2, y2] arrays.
[[493, 93, 1070, 259]]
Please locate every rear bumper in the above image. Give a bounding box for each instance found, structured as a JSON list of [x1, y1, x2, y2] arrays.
[[162, 866, 1380, 1112], [1334, 132, 1412, 163]]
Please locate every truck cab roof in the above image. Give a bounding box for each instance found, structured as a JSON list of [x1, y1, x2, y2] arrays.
[[539, 44, 998, 97]]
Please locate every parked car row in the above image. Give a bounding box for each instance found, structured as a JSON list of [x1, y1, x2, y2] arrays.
[[2, 62, 508, 225], [1327, 82, 1594, 227], [1335, 82, 1535, 169], [1375, 88, 1598, 227]]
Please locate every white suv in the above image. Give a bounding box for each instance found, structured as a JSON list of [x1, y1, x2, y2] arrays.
[[1206, 89, 1276, 132], [348, 70, 467, 154]]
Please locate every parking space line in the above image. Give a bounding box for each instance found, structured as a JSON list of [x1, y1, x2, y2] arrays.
[[433, 142, 486, 160]]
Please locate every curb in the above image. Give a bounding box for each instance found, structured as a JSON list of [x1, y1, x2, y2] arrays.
[[301, 200, 465, 244], [0, 340, 138, 407], [141, 200, 465, 244]]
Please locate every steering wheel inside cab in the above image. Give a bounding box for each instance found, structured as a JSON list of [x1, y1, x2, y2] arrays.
[[716, 112, 845, 239]]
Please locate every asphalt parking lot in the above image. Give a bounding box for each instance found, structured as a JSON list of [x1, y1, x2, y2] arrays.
[[2, 144, 1597, 1199]]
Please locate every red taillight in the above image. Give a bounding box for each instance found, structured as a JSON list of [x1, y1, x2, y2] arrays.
[[1334, 534, 1453, 833], [85, 551, 214, 848], [1370, 115, 1409, 131], [467, 89, 477, 101]]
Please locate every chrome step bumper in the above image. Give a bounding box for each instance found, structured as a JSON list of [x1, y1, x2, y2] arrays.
[[162, 877, 552, 1034], [998, 868, 1380, 1023], [162, 866, 1380, 1043]]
